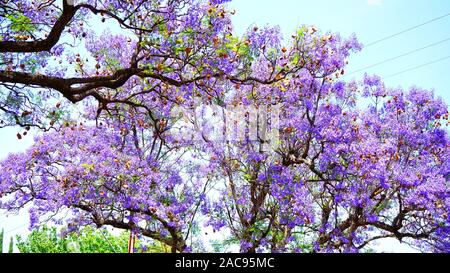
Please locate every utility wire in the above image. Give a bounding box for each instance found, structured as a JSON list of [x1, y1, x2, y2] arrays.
[[99, 228, 118, 253], [347, 36, 450, 76], [3, 223, 28, 235], [365, 12, 450, 47], [384, 55, 450, 79]]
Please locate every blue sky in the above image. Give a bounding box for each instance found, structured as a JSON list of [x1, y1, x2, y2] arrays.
[[229, 0, 450, 102], [1, 0, 450, 252]]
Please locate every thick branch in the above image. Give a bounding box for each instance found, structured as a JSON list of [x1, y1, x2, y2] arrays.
[[0, 68, 225, 102], [0, 1, 78, 53]]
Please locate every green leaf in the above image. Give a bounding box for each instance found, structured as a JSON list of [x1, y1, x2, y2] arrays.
[[81, 163, 95, 172], [243, 173, 252, 181], [6, 12, 36, 33], [8, 237, 14, 253], [0, 228, 4, 253], [297, 26, 307, 38]]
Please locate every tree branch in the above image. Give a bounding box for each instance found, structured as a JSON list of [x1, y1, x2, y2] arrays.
[[0, 1, 79, 53]]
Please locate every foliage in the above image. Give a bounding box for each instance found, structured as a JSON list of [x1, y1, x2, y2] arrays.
[[15, 226, 167, 253], [8, 237, 13, 253], [0, 228, 14, 253], [0, 228, 3, 253]]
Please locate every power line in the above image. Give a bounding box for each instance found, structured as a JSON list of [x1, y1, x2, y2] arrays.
[[347, 36, 450, 76], [99, 228, 118, 253], [365, 12, 450, 47], [384, 55, 450, 79], [3, 223, 28, 235]]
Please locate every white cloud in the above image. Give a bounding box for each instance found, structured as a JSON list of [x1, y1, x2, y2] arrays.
[[367, 0, 383, 6]]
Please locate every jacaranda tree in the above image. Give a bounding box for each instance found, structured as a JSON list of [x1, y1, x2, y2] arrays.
[[0, 0, 449, 253]]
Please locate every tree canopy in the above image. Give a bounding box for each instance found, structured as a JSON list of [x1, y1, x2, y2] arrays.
[[0, 0, 449, 253]]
